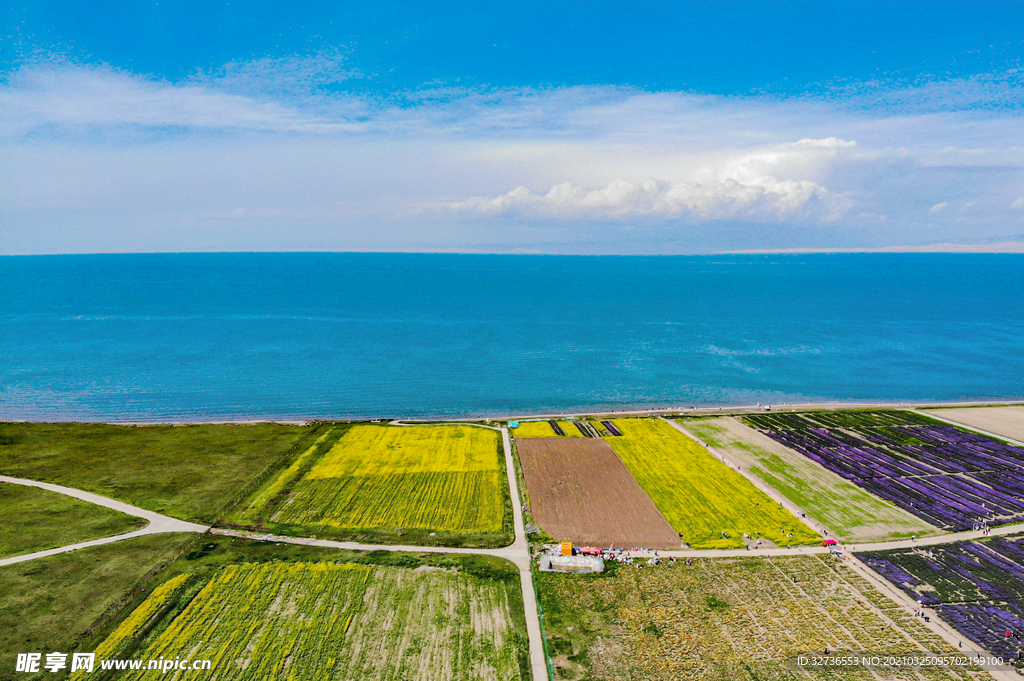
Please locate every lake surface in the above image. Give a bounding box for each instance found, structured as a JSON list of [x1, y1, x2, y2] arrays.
[[2, 252, 1023, 421]]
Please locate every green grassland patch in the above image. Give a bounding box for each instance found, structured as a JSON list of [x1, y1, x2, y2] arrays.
[[683, 417, 936, 543], [0, 422, 316, 524], [0, 484, 144, 559]]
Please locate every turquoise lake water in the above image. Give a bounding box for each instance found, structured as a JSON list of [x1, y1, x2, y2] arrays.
[[2, 253, 1023, 421]]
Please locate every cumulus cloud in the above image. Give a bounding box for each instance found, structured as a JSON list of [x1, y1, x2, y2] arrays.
[[449, 176, 836, 221], [447, 138, 855, 221]]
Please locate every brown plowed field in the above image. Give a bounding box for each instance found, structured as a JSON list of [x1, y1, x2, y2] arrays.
[[517, 438, 681, 549]]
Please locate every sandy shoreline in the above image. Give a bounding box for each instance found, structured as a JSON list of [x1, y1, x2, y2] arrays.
[[2, 398, 1022, 425]]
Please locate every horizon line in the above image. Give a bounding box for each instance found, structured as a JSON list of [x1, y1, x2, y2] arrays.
[[3, 243, 1024, 257]]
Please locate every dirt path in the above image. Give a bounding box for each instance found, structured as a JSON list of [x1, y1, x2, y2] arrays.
[[0, 475, 209, 567]]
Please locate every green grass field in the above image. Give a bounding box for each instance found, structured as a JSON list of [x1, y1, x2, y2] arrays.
[[0, 422, 316, 524], [231, 424, 513, 547], [0, 484, 145, 558], [86, 536, 527, 681], [681, 417, 935, 542], [537, 556, 972, 680], [0, 533, 195, 675], [605, 419, 820, 549]]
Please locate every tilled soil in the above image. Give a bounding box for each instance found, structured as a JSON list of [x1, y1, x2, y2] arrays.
[[517, 438, 681, 549]]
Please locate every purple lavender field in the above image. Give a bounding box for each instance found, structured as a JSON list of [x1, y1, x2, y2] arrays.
[[859, 536, 1024, 659], [743, 410, 1024, 531]]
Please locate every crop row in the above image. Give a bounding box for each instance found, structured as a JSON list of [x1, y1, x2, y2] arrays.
[[308, 424, 501, 478], [335, 565, 524, 680], [743, 411, 1024, 530], [106, 561, 522, 681], [94, 573, 192, 660], [119, 562, 372, 680], [859, 535, 1024, 659], [272, 470, 505, 532], [238, 424, 508, 536], [538, 555, 970, 680], [683, 417, 934, 543], [512, 421, 586, 438], [744, 410, 933, 431], [606, 419, 820, 549]]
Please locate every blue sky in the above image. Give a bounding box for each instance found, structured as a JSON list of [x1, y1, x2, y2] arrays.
[[3, 1, 1024, 253]]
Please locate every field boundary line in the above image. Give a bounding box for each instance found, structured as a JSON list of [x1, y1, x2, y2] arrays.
[[852, 520, 1024, 552], [912, 409, 1024, 447], [661, 418, 829, 541]]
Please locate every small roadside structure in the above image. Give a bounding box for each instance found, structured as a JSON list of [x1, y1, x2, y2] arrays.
[[822, 538, 839, 547], [538, 554, 605, 574]]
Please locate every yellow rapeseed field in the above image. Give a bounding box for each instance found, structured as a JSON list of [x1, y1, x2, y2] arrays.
[[118, 562, 370, 680], [511, 421, 584, 438], [115, 561, 523, 681], [94, 573, 192, 660], [510, 421, 560, 438], [271, 425, 506, 533], [606, 419, 820, 549], [307, 424, 498, 477]]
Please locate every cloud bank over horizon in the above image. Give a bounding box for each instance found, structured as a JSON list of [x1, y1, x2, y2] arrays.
[[3, 56, 1024, 255], [445, 138, 856, 222]]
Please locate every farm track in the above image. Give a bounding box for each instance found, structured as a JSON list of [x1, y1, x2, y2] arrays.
[[8, 411, 1024, 679], [0, 475, 209, 567]]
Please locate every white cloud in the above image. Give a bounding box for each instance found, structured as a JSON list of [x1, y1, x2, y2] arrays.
[[0, 61, 371, 138], [3, 57, 1024, 254], [446, 137, 857, 221], [929, 202, 949, 214]]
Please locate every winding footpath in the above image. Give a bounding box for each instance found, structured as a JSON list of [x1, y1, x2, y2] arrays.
[[0, 475, 209, 567], [6, 416, 1024, 679]]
